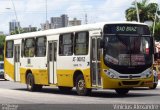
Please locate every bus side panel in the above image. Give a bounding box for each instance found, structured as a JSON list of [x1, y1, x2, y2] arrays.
[[82, 68, 91, 88], [57, 69, 74, 87], [20, 68, 49, 85], [57, 68, 91, 88], [19, 67, 26, 83], [31, 69, 48, 85], [20, 55, 49, 85], [4, 58, 14, 80]]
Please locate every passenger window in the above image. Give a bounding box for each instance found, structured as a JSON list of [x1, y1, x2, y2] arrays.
[[36, 36, 46, 57], [24, 38, 35, 57], [6, 41, 13, 58], [21, 39, 24, 57], [59, 33, 73, 56], [74, 32, 89, 55]]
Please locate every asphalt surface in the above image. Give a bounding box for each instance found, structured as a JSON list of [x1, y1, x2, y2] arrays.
[[0, 79, 160, 110]]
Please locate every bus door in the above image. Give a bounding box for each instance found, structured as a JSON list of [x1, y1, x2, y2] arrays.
[[91, 37, 101, 87], [14, 44, 20, 81], [48, 41, 57, 84]]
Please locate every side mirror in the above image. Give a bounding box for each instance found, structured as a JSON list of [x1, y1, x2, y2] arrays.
[[100, 39, 104, 48], [150, 37, 154, 54]]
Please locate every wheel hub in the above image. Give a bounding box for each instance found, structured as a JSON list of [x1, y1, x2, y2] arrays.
[[78, 79, 85, 90]]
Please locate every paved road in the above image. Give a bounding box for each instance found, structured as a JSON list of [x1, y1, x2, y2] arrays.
[[0, 79, 160, 105]]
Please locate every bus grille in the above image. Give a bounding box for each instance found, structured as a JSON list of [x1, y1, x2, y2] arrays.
[[122, 81, 139, 85], [119, 75, 141, 79]]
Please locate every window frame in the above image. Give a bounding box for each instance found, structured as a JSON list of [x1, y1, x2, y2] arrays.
[[24, 38, 35, 57], [74, 31, 89, 55], [59, 33, 74, 56], [35, 36, 47, 57], [6, 40, 14, 58]]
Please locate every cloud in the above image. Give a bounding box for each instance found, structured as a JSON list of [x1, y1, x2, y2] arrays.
[[0, 0, 159, 34], [65, 0, 134, 23]]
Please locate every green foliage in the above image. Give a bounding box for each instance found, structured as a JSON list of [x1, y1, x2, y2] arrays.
[[10, 27, 25, 35], [11, 27, 37, 35], [0, 35, 6, 61], [126, 0, 160, 40], [150, 22, 160, 41], [125, 0, 158, 22]]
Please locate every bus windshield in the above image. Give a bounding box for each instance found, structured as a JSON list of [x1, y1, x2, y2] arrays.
[[103, 24, 153, 74], [104, 35, 152, 66]]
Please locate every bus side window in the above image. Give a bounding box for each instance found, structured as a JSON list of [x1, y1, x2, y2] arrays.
[[59, 33, 73, 56], [74, 31, 89, 55], [6, 40, 14, 58], [21, 39, 24, 57], [35, 36, 46, 57], [24, 38, 35, 57]]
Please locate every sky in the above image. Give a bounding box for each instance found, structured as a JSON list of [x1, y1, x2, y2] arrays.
[[0, 0, 159, 34]]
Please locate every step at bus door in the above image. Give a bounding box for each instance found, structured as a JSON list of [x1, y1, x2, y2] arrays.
[[91, 37, 101, 87], [14, 45, 20, 81], [48, 41, 57, 84]]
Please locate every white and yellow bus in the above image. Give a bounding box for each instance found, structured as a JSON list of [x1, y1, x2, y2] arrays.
[[4, 22, 154, 95]]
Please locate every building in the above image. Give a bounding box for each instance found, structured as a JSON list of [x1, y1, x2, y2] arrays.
[[69, 18, 81, 26], [61, 14, 68, 27], [50, 14, 68, 29], [41, 20, 51, 30], [9, 20, 20, 34], [22, 25, 37, 33], [40, 14, 69, 30], [50, 17, 63, 28]]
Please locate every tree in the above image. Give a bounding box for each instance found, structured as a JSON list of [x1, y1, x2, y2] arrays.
[[10, 27, 24, 35], [11, 27, 37, 35], [0, 35, 6, 61], [125, 0, 158, 22], [150, 22, 160, 41]]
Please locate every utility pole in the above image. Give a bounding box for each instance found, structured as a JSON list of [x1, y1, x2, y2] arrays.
[[135, 0, 140, 22], [85, 13, 88, 24], [10, 0, 20, 34], [45, 0, 48, 22]]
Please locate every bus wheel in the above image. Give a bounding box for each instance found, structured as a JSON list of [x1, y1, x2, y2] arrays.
[[75, 74, 91, 96], [26, 73, 42, 91], [149, 84, 157, 89], [115, 89, 129, 95], [58, 86, 73, 92]]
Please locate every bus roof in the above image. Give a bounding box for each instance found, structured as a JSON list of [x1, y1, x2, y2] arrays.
[[6, 21, 148, 40]]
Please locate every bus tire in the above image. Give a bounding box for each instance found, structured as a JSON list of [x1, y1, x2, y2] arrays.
[[26, 73, 42, 91], [149, 84, 157, 89], [75, 74, 91, 96], [58, 86, 73, 92], [115, 89, 129, 95]]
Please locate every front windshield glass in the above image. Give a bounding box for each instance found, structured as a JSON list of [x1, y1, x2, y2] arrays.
[[104, 35, 152, 66]]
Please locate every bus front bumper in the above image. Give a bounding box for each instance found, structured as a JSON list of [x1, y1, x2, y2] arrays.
[[102, 76, 154, 89]]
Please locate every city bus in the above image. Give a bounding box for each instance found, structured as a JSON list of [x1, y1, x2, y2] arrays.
[[4, 22, 154, 96]]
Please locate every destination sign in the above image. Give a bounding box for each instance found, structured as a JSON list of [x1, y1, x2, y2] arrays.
[[116, 26, 137, 32], [104, 24, 150, 35]]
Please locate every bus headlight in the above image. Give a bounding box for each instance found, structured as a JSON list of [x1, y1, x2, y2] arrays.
[[104, 69, 118, 79], [141, 69, 152, 78]]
